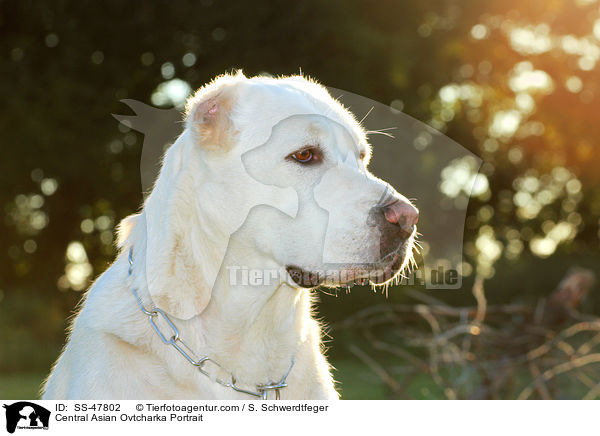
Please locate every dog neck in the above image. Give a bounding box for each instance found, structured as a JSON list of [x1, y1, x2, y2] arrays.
[[125, 226, 311, 388], [197, 239, 310, 383]]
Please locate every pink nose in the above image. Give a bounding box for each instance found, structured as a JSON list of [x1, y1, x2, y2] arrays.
[[383, 200, 419, 233]]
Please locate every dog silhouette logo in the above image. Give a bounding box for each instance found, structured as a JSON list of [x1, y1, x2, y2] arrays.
[[3, 402, 50, 433]]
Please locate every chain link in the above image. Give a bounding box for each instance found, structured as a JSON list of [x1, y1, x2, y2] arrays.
[[128, 247, 294, 399]]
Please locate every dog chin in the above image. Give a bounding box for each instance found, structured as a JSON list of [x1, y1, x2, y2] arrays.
[[286, 243, 412, 288], [367, 252, 407, 285]]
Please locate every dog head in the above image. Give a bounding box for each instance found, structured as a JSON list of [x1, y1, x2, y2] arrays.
[[122, 72, 418, 318]]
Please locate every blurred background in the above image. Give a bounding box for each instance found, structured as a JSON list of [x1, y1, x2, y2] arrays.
[[1, 0, 600, 399]]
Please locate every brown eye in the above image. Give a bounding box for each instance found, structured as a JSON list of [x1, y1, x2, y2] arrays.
[[292, 149, 313, 163]]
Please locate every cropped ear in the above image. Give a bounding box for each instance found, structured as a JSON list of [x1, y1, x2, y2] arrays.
[[185, 73, 244, 150]]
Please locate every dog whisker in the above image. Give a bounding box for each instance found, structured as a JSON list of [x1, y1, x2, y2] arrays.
[[370, 126, 397, 132], [366, 130, 395, 139], [359, 106, 374, 125]]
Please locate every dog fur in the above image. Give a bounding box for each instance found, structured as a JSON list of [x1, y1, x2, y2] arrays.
[[42, 73, 417, 399]]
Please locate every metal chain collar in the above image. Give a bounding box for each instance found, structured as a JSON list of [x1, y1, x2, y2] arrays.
[[127, 247, 294, 400]]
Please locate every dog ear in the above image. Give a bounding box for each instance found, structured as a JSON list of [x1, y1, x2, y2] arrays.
[[185, 73, 244, 150]]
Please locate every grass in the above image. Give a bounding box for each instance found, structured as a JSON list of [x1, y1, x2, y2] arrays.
[[0, 372, 45, 400], [332, 358, 388, 399], [0, 359, 389, 400], [0, 359, 442, 400]]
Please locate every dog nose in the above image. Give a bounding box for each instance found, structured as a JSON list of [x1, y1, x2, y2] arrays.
[[383, 200, 419, 233]]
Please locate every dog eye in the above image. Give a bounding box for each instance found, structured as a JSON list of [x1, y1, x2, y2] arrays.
[[289, 147, 320, 164], [293, 150, 313, 162]]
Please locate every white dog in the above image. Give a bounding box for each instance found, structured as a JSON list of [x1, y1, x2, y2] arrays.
[[42, 73, 418, 399]]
